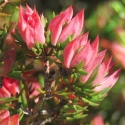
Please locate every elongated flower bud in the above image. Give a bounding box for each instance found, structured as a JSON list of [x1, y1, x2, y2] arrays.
[[18, 4, 45, 49]]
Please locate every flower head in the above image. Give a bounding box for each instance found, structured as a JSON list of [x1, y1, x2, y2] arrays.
[[63, 34, 121, 92], [48, 6, 84, 46], [0, 77, 19, 98], [91, 115, 104, 125], [18, 4, 45, 49], [111, 42, 125, 68], [0, 110, 19, 125], [63, 32, 88, 68]]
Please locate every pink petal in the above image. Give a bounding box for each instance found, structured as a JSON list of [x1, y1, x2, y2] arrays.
[[94, 68, 121, 92], [23, 25, 34, 49], [31, 6, 45, 45], [18, 5, 27, 32], [0, 110, 9, 121], [0, 86, 11, 98], [91, 115, 104, 125], [3, 77, 19, 96], [111, 42, 125, 68], [0, 116, 10, 125], [87, 36, 99, 66], [10, 114, 19, 125], [80, 50, 106, 83], [58, 10, 84, 42], [34, 18, 45, 44], [63, 33, 88, 68], [29, 82, 41, 103], [26, 4, 33, 15], [71, 40, 91, 67], [93, 57, 112, 85], [48, 6, 73, 46]]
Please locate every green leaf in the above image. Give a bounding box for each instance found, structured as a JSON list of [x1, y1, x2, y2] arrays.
[[10, 62, 19, 71], [66, 114, 88, 121], [20, 83, 28, 109], [35, 42, 40, 49], [73, 105, 88, 111], [37, 88, 45, 94], [8, 70, 22, 80], [58, 92, 74, 96], [61, 105, 71, 112], [63, 78, 69, 84], [45, 30, 51, 44], [90, 96, 103, 103], [57, 51, 63, 61], [100, 87, 110, 94], [77, 69, 88, 75], [72, 105, 88, 113], [32, 47, 42, 55], [58, 35, 73, 50], [60, 112, 74, 117], [82, 88, 94, 93], [72, 85, 81, 92], [55, 88, 68, 95], [19, 111, 24, 121], [12, 28, 25, 43], [46, 97, 56, 107], [38, 74, 44, 88], [0, 97, 17, 104], [73, 105, 78, 113], [72, 113, 88, 119], [52, 11, 56, 18], [89, 92, 106, 102], [73, 73, 78, 79], [72, 97, 79, 103], [56, 88, 74, 96], [81, 97, 99, 106], [76, 61, 84, 69]]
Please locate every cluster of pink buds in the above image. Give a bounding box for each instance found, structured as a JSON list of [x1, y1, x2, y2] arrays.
[[18, 4, 120, 92]]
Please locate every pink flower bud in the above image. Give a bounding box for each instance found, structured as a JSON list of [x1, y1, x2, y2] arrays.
[[93, 68, 121, 92], [0, 77, 19, 98], [0, 110, 10, 125], [91, 115, 104, 125], [63, 32, 88, 68], [9, 114, 19, 125], [0, 86, 11, 98], [29, 82, 41, 103], [0, 110, 19, 125], [18, 4, 45, 49], [58, 9, 84, 43], [48, 6, 73, 46], [63, 33, 120, 92], [3, 77, 19, 96], [111, 42, 125, 68], [48, 6, 84, 46]]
